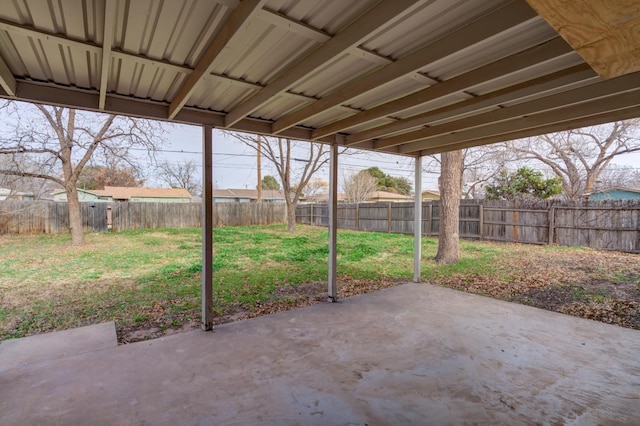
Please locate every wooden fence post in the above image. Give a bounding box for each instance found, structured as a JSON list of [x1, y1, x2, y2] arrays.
[[427, 203, 433, 236], [355, 203, 360, 231], [548, 207, 556, 245], [387, 202, 392, 232], [478, 204, 484, 240], [310, 203, 314, 225]]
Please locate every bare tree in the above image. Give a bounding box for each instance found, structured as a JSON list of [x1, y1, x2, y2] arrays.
[[435, 150, 463, 264], [304, 178, 328, 197], [424, 146, 514, 198], [156, 160, 201, 196], [0, 101, 164, 245], [0, 153, 55, 199], [342, 171, 377, 203], [595, 164, 640, 189], [78, 164, 144, 190], [226, 132, 334, 232], [506, 120, 640, 200]]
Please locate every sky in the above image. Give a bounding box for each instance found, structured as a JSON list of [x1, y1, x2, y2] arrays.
[[149, 122, 640, 193], [149, 124, 439, 191], [1, 100, 638, 194]]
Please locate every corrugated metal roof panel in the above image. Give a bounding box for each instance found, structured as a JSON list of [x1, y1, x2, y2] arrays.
[[468, 52, 584, 96], [211, 19, 322, 84], [0, 0, 637, 156], [393, 93, 474, 120], [265, 0, 378, 34], [340, 117, 399, 135], [251, 95, 312, 121], [0, 0, 104, 43], [363, 0, 505, 59], [292, 53, 381, 98], [0, 27, 101, 89], [421, 17, 557, 80], [300, 106, 356, 129], [187, 78, 257, 112], [347, 78, 426, 111], [113, 0, 233, 66]]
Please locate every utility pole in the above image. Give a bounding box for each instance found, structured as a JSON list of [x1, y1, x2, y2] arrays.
[[257, 135, 262, 203]]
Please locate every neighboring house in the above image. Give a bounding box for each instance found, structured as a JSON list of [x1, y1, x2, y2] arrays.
[[421, 189, 440, 201], [52, 186, 192, 203], [0, 187, 35, 201], [52, 188, 104, 202], [584, 187, 640, 201], [304, 191, 411, 203], [367, 191, 412, 203], [213, 188, 287, 203]]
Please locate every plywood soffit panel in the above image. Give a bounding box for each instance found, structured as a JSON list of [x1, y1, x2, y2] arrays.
[[526, 0, 640, 79]]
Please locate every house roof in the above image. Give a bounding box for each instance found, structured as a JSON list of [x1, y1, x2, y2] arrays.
[[0, 0, 638, 157], [98, 186, 191, 199], [213, 189, 286, 200], [422, 189, 440, 195], [54, 186, 191, 199], [584, 187, 640, 196], [368, 191, 412, 200]]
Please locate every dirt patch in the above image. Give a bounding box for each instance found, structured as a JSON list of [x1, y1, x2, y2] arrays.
[[437, 247, 640, 331], [116, 278, 405, 343], [116, 246, 640, 344]]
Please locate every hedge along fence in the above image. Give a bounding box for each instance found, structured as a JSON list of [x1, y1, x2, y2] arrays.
[[0, 201, 287, 234], [296, 199, 640, 253]]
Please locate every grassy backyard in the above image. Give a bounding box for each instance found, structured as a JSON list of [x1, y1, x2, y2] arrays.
[[1, 224, 639, 343]]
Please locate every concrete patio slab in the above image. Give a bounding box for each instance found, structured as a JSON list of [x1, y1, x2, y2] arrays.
[[0, 322, 117, 372], [1, 283, 639, 425]]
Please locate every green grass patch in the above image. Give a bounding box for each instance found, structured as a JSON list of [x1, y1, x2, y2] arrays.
[[3, 224, 624, 343]]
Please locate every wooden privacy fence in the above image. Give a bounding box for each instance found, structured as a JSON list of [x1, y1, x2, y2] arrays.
[[0, 201, 109, 234], [296, 200, 640, 253], [0, 201, 286, 234], [112, 202, 286, 230]]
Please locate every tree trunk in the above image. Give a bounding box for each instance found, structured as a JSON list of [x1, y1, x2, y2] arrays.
[[66, 187, 85, 245], [436, 150, 463, 264], [286, 202, 296, 232]]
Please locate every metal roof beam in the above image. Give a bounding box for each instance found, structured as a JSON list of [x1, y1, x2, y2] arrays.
[[346, 64, 597, 145], [0, 53, 15, 97], [272, 0, 538, 135], [168, 0, 267, 120], [0, 19, 327, 109], [395, 89, 640, 155], [390, 72, 640, 153], [3, 80, 336, 145], [313, 36, 573, 139], [223, 0, 425, 128], [98, 0, 116, 110], [418, 106, 640, 156]]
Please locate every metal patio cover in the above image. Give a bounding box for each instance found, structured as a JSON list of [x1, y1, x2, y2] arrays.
[[0, 0, 639, 155]]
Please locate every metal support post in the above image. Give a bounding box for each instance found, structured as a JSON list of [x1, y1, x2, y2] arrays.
[[413, 155, 422, 283], [201, 125, 214, 330], [328, 142, 339, 302]]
